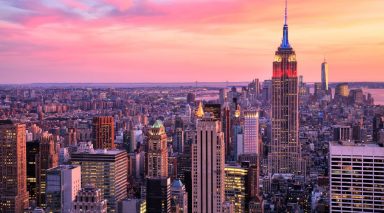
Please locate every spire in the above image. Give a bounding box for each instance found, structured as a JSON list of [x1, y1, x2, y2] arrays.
[[195, 101, 204, 118], [280, 0, 291, 49]]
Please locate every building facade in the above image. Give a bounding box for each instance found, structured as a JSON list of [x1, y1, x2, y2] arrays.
[[192, 114, 225, 213], [329, 142, 384, 212], [0, 120, 29, 212], [71, 148, 128, 213], [92, 116, 115, 149], [72, 185, 107, 213]]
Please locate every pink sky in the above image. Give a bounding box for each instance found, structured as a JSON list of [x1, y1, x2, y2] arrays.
[[0, 0, 384, 83]]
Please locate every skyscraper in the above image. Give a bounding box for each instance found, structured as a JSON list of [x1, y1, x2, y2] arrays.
[[321, 59, 329, 91], [243, 110, 259, 155], [92, 116, 115, 149], [146, 120, 171, 213], [192, 113, 225, 213], [37, 134, 59, 207], [71, 146, 128, 213], [146, 120, 168, 178], [0, 120, 29, 212], [268, 1, 301, 175]]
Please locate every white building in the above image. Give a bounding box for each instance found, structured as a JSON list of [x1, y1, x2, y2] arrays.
[[243, 110, 259, 154], [329, 142, 384, 212], [192, 114, 225, 213], [46, 165, 81, 213]]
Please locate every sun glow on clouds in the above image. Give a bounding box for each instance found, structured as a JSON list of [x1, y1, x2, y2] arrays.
[[0, 0, 384, 83]]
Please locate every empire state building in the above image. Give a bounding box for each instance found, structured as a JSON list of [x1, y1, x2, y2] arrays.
[[268, 1, 302, 175]]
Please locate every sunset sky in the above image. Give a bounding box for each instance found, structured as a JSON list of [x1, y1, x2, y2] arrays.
[[0, 0, 384, 83]]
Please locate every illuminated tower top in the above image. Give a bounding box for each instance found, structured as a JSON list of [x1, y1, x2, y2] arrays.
[[280, 0, 291, 49]]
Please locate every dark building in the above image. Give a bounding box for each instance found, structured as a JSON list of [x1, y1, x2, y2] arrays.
[[203, 104, 221, 119], [146, 177, 171, 213], [373, 114, 384, 143], [186, 93, 195, 104], [26, 140, 40, 202]]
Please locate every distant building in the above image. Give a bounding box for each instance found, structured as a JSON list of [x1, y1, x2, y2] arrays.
[[46, 165, 81, 213], [335, 83, 349, 98], [321, 59, 329, 91], [0, 120, 29, 212], [186, 93, 195, 104], [329, 142, 384, 212], [72, 185, 107, 213], [120, 199, 146, 213], [92, 116, 115, 149], [27, 140, 40, 202]]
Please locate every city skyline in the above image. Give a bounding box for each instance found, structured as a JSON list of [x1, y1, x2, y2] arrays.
[[1, 0, 384, 83]]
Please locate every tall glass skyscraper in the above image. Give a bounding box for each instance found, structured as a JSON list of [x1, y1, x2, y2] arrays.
[[268, 1, 302, 175], [321, 59, 329, 91]]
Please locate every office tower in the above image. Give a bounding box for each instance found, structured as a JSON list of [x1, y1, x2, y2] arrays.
[[268, 2, 301, 175], [72, 185, 108, 213], [262, 80, 272, 102], [314, 82, 322, 96], [349, 89, 364, 104], [0, 120, 29, 212], [146, 177, 171, 213], [129, 129, 137, 153], [243, 110, 259, 154], [146, 120, 168, 178], [71, 147, 128, 213], [46, 165, 81, 213], [171, 179, 188, 213], [321, 59, 329, 91], [174, 127, 184, 153], [222, 103, 232, 161], [92, 116, 115, 149], [329, 142, 384, 212], [224, 165, 248, 213], [248, 79, 260, 97], [335, 83, 349, 98], [192, 114, 225, 213], [27, 140, 40, 202], [37, 134, 59, 207], [225, 162, 262, 213]]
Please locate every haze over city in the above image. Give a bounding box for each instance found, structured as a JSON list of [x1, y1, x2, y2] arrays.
[[1, 0, 384, 83]]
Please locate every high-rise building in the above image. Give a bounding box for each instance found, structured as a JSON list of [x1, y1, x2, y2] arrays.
[[72, 185, 108, 213], [243, 110, 259, 155], [46, 165, 81, 213], [224, 165, 248, 213], [0, 120, 29, 212], [329, 142, 384, 212], [373, 114, 384, 143], [71, 146, 128, 213], [335, 83, 349, 98], [171, 179, 188, 213], [192, 114, 225, 213], [268, 2, 301, 175], [27, 140, 40, 202], [321, 59, 329, 91], [146, 177, 171, 213], [92, 116, 115, 149], [174, 127, 184, 153], [222, 103, 232, 161], [37, 134, 59, 207], [146, 120, 168, 178]]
